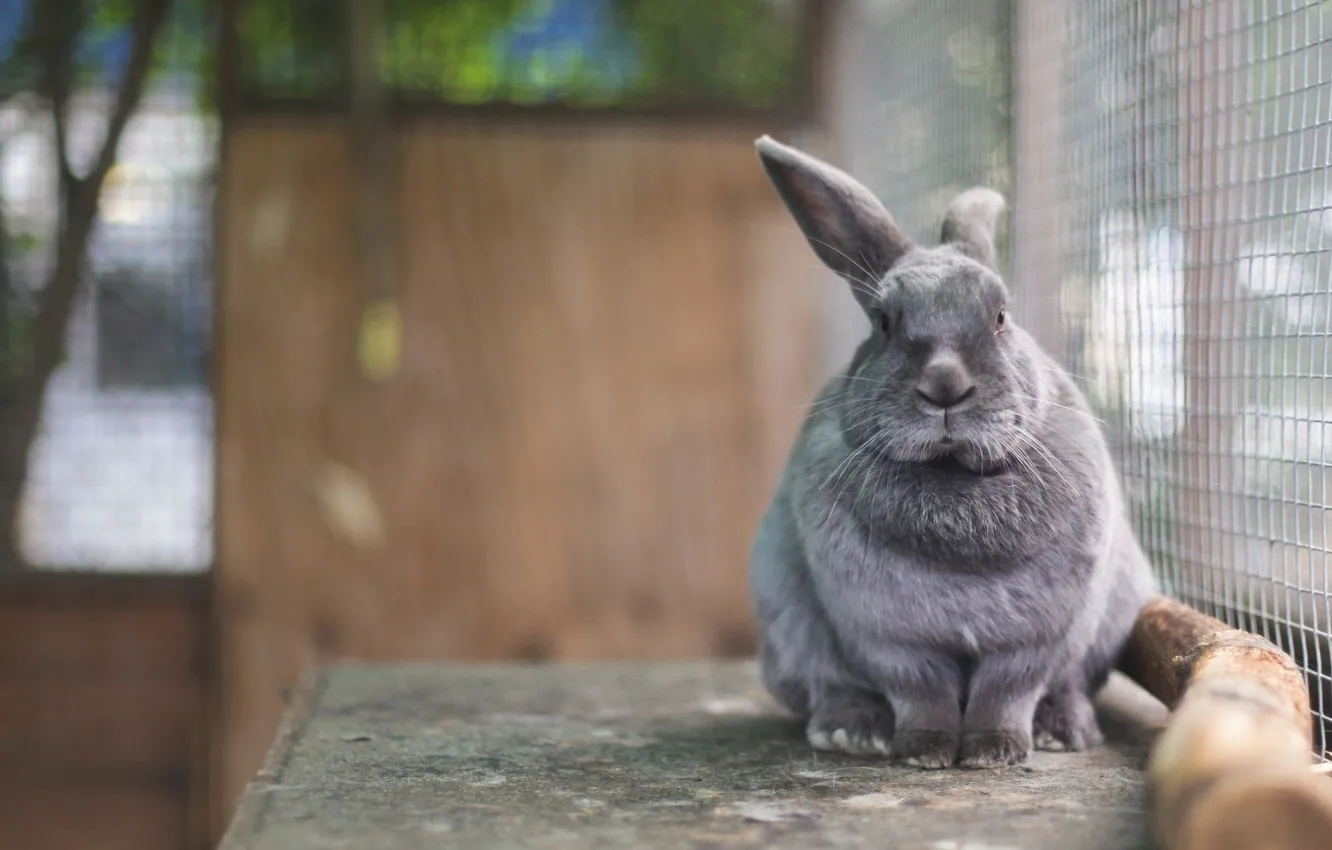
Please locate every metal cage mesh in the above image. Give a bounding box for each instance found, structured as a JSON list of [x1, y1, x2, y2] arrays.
[[841, 0, 1332, 757]]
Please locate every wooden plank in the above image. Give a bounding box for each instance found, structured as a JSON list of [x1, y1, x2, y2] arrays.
[[214, 123, 822, 829], [0, 571, 207, 604], [0, 678, 199, 779], [219, 662, 1167, 850], [0, 602, 203, 678], [0, 784, 187, 850], [0, 572, 210, 847]]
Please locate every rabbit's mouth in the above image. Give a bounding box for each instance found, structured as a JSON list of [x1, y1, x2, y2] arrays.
[[924, 440, 1012, 476], [923, 453, 1008, 477]]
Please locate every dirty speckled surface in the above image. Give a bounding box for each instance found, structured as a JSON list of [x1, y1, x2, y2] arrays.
[[220, 662, 1168, 850]]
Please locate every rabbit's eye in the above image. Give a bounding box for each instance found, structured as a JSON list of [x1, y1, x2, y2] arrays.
[[995, 309, 1007, 333], [877, 311, 892, 337]]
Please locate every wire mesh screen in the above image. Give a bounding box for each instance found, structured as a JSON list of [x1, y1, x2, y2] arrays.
[[1057, 0, 1332, 760], [841, 0, 1332, 757], [0, 0, 216, 571], [834, 0, 1011, 256], [823, 0, 1011, 368]]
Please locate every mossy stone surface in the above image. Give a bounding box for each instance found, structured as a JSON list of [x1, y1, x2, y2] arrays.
[[220, 662, 1165, 850]]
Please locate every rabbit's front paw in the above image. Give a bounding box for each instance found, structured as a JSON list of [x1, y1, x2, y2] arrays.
[[806, 699, 894, 756], [1033, 689, 1103, 752], [889, 729, 958, 769], [959, 728, 1031, 768]]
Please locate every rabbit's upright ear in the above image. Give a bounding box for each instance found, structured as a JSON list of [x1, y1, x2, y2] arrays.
[[941, 188, 1006, 270], [755, 136, 913, 311]]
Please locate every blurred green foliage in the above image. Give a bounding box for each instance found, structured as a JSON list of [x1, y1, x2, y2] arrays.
[[618, 0, 800, 107], [238, 0, 806, 109], [0, 0, 807, 110], [0, 0, 216, 108], [238, 0, 347, 99]]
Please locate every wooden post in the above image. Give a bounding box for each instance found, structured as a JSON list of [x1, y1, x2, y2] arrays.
[[1174, 0, 1250, 610], [1011, 0, 1069, 360], [347, 0, 403, 383], [1122, 595, 1332, 850]]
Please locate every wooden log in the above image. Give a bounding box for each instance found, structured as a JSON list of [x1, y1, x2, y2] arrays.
[[1120, 594, 1332, 850]]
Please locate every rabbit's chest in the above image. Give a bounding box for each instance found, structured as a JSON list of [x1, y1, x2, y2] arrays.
[[804, 519, 1088, 655]]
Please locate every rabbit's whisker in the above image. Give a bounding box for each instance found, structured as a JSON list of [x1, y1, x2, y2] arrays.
[[827, 424, 895, 527], [1010, 429, 1080, 498], [1010, 393, 1105, 425], [804, 235, 882, 291]]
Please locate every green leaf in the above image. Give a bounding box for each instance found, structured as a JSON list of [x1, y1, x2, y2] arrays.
[[236, 0, 807, 109]]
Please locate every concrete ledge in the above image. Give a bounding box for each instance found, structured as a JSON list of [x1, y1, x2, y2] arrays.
[[220, 662, 1167, 850]]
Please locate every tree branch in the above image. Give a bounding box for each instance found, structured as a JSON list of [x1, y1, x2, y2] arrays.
[[87, 0, 173, 190], [30, 0, 172, 374], [1122, 595, 1332, 850], [34, 0, 85, 190], [0, 0, 174, 568]]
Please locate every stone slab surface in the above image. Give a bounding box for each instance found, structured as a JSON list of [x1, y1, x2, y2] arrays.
[[219, 662, 1169, 850]]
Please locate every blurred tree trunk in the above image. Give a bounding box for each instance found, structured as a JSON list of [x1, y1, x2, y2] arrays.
[[0, 0, 171, 570]]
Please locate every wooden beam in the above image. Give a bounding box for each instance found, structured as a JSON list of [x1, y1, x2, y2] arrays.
[[1122, 595, 1332, 850]]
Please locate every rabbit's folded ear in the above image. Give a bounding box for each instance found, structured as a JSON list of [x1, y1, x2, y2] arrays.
[[941, 188, 1006, 270], [755, 135, 913, 311]]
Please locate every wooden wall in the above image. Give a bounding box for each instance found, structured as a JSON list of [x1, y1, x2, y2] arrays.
[[0, 575, 210, 850], [215, 122, 823, 829]]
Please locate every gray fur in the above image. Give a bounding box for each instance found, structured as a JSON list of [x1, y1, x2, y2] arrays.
[[941, 187, 1006, 270], [754, 135, 914, 312], [749, 137, 1155, 769]]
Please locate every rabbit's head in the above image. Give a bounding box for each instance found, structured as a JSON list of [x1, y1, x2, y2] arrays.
[[756, 136, 1049, 473]]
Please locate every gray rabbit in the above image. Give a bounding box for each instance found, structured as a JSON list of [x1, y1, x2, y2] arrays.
[[749, 136, 1156, 769]]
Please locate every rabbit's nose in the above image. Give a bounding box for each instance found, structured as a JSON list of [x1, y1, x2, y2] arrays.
[[915, 354, 976, 409]]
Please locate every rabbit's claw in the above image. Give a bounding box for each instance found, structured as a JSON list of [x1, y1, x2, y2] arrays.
[[1033, 688, 1104, 752], [890, 729, 959, 769], [806, 700, 894, 756], [959, 728, 1031, 768]]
